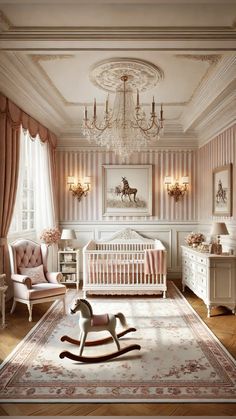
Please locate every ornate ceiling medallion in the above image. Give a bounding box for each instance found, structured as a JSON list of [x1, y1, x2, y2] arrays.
[[83, 58, 165, 159], [90, 58, 164, 92]]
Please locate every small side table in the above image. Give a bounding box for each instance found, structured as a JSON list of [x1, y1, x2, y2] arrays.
[[0, 274, 7, 328]]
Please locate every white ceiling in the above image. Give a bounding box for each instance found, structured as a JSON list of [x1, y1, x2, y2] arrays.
[[0, 0, 235, 149]]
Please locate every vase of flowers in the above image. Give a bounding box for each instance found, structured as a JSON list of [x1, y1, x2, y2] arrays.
[[40, 227, 61, 246], [185, 232, 205, 248], [40, 227, 61, 271]]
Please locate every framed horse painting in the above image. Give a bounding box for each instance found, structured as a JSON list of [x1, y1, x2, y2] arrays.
[[102, 165, 153, 216], [212, 164, 232, 216]]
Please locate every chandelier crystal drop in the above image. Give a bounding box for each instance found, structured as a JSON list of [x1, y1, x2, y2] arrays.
[[82, 75, 164, 159]]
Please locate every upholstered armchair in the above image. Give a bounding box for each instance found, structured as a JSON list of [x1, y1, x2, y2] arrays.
[[8, 239, 67, 322]]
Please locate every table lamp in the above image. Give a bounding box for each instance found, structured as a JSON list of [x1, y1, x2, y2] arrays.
[[211, 222, 229, 254], [61, 229, 76, 250]]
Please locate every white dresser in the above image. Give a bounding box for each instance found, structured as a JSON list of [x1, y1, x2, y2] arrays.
[[181, 245, 236, 317]]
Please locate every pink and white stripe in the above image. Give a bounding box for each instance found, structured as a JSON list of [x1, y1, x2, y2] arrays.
[[57, 149, 197, 222], [144, 249, 167, 275]]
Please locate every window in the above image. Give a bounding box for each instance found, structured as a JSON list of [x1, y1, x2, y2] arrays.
[[9, 129, 35, 234], [9, 127, 55, 239]]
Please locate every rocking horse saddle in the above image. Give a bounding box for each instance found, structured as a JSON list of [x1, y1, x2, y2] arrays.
[[91, 313, 109, 326]]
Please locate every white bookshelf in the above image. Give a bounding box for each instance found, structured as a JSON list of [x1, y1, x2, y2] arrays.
[[58, 249, 79, 291]]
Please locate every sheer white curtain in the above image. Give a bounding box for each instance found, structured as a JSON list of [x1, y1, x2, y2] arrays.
[[33, 134, 56, 237], [12, 128, 26, 226]]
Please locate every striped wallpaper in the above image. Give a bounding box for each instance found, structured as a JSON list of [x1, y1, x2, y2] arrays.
[[57, 149, 197, 222], [198, 125, 236, 222]]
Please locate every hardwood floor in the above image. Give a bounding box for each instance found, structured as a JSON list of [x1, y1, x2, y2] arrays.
[[0, 279, 236, 416]]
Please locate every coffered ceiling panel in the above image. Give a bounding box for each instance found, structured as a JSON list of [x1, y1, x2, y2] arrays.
[[29, 51, 212, 104]]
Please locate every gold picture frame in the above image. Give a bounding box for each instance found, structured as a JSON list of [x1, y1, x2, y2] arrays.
[[212, 163, 232, 216], [102, 164, 153, 216]]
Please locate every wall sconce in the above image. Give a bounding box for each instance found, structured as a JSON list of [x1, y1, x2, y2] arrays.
[[164, 176, 189, 202], [67, 176, 91, 201]]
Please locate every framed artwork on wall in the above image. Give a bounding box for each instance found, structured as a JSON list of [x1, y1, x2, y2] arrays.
[[212, 163, 232, 216], [102, 165, 153, 216]]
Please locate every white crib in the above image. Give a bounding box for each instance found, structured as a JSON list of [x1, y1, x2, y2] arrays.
[[83, 229, 167, 297]]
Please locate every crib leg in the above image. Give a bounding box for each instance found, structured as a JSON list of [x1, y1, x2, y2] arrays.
[[83, 289, 87, 299], [163, 290, 167, 299]]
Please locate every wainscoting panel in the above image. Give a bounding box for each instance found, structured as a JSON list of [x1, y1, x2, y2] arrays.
[[59, 222, 198, 279]]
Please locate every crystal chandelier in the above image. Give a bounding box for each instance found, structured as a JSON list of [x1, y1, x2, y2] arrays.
[[82, 75, 164, 159]]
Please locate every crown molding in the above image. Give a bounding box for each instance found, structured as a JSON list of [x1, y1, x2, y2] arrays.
[[1, 26, 236, 41], [182, 55, 236, 131], [196, 91, 236, 147], [0, 11, 11, 31], [60, 120, 197, 138], [57, 129, 198, 151], [56, 142, 198, 152], [0, 52, 71, 133]]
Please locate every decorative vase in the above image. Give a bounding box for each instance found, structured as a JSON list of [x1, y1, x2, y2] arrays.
[[48, 243, 58, 271]]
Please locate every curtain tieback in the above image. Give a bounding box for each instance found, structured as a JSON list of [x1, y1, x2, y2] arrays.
[[0, 238, 7, 245]]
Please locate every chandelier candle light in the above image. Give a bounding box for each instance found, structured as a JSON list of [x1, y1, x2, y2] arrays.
[[83, 74, 164, 159]]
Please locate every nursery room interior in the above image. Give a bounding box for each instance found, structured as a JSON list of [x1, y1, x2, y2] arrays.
[[0, 0, 236, 416]]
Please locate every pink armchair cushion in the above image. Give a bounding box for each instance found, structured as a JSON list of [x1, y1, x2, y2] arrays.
[[28, 283, 66, 300], [19, 264, 47, 285]]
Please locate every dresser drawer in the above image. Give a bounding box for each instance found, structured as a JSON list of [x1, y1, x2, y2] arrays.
[[188, 273, 196, 288], [182, 249, 190, 257], [189, 252, 196, 262], [183, 266, 189, 275], [196, 264, 207, 276], [197, 285, 206, 300], [183, 258, 189, 267], [196, 255, 207, 265], [197, 273, 207, 288]]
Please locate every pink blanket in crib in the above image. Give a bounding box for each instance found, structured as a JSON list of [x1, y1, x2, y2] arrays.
[[144, 249, 167, 275]]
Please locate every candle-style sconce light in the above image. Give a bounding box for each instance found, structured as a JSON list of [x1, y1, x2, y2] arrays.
[[67, 176, 91, 201], [164, 176, 189, 202]]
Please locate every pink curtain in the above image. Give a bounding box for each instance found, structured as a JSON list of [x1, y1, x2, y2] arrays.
[[0, 92, 58, 278], [0, 95, 20, 277]]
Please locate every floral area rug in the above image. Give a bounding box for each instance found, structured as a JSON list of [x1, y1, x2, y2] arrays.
[[0, 282, 236, 403]]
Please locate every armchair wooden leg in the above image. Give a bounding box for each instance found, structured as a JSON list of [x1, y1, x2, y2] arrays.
[[10, 299, 16, 314], [27, 302, 33, 322]]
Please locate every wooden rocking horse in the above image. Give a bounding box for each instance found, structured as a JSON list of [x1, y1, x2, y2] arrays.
[[60, 298, 141, 363]]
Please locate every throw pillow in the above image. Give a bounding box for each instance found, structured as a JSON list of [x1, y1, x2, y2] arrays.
[[19, 264, 47, 285]]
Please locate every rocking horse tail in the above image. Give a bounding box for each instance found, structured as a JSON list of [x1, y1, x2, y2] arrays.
[[115, 312, 128, 327]]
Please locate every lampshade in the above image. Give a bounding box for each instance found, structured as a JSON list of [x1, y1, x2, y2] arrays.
[[164, 176, 172, 184], [182, 176, 189, 184], [67, 176, 75, 185], [211, 222, 229, 236], [61, 229, 76, 240], [83, 176, 91, 184]]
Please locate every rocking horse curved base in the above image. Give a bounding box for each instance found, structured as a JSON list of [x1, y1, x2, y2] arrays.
[[59, 344, 141, 363], [61, 327, 137, 346]]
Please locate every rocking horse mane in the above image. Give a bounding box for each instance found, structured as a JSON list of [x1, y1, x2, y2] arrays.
[[80, 299, 93, 316]]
